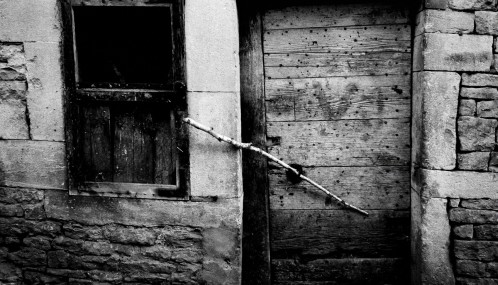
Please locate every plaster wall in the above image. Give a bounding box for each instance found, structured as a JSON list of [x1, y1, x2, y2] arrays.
[[0, 0, 243, 284]]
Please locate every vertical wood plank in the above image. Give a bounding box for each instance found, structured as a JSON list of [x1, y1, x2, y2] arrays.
[[132, 107, 155, 183], [239, 1, 271, 284], [113, 105, 135, 182], [82, 105, 112, 182], [155, 108, 176, 185]]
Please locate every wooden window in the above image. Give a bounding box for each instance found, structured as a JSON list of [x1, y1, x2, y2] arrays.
[[62, 0, 188, 199]]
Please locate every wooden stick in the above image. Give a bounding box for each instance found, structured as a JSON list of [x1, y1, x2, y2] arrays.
[[183, 117, 369, 216]]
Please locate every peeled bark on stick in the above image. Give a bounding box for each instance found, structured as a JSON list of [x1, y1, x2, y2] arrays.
[[183, 117, 369, 216]]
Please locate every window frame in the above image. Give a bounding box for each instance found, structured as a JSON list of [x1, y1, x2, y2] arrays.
[[61, 0, 189, 200]]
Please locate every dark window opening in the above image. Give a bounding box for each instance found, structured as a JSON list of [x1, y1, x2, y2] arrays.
[[62, 0, 188, 200], [73, 6, 174, 89]]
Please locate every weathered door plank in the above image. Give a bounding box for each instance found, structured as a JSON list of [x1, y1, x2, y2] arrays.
[[265, 52, 411, 79], [266, 75, 411, 121], [269, 166, 410, 210], [264, 3, 410, 30], [263, 25, 411, 54], [272, 257, 409, 284], [267, 118, 410, 167], [270, 209, 410, 258]]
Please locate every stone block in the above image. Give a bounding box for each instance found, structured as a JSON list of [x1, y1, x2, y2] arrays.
[[458, 116, 498, 151], [462, 88, 498, 99], [188, 92, 242, 198], [63, 223, 104, 241], [416, 10, 474, 36], [450, 198, 462, 207], [0, 100, 29, 140], [456, 260, 498, 278], [23, 203, 46, 220], [103, 225, 157, 246], [475, 225, 498, 240], [478, 101, 498, 118], [458, 152, 490, 171], [0, 0, 61, 43], [0, 188, 44, 204], [44, 189, 242, 228], [449, 0, 497, 10], [412, 72, 459, 169], [24, 42, 64, 141], [450, 208, 498, 224], [495, 38, 498, 53], [460, 99, 477, 116], [455, 240, 498, 261], [0, 140, 66, 190], [454, 224, 474, 239], [203, 227, 239, 260], [456, 277, 498, 285], [8, 247, 46, 267], [414, 34, 493, 72], [424, 0, 449, 9], [0, 204, 23, 217], [463, 74, 498, 87], [417, 198, 456, 284], [185, 0, 239, 92], [23, 236, 51, 251], [412, 169, 498, 199], [477, 12, 498, 36], [490, 152, 498, 172], [461, 199, 498, 210]]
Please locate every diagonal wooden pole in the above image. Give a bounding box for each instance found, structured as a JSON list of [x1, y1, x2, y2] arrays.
[[183, 117, 369, 216]]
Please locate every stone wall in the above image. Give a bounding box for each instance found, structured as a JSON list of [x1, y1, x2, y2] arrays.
[[450, 199, 498, 284], [0, 0, 242, 284], [413, 0, 498, 284]]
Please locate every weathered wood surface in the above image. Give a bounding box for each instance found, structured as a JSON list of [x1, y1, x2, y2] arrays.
[[269, 166, 410, 210], [272, 257, 409, 284], [262, 3, 412, 283], [239, 3, 272, 284], [155, 110, 176, 185], [270, 210, 410, 258], [113, 106, 136, 183], [82, 105, 112, 182], [263, 25, 411, 54], [266, 75, 411, 121], [267, 118, 410, 166], [265, 52, 411, 79], [264, 4, 410, 30]]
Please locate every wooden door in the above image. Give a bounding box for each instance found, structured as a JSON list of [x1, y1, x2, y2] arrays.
[[241, 1, 412, 284]]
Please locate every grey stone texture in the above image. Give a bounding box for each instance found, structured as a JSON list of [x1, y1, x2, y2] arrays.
[[416, 10, 474, 36], [460, 99, 477, 116], [412, 71, 460, 170], [424, 0, 449, 9], [463, 74, 498, 87], [476, 12, 498, 36], [475, 225, 498, 240], [462, 88, 498, 99], [0, 188, 242, 284], [458, 116, 498, 151], [449, 0, 498, 10], [450, 208, 498, 224], [489, 152, 498, 172], [414, 34, 493, 72], [454, 225, 474, 239], [0, 44, 28, 140], [478, 101, 498, 118], [458, 152, 490, 171]]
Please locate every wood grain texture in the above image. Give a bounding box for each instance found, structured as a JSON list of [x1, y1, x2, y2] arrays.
[[82, 105, 112, 182], [270, 209, 410, 258], [266, 75, 411, 121], [265, 51, 411, 78], [263, 25, 411, 54], [264, 3, 410, 30], [113, 106, 135, 182], [239, 3, 272, 284], [272, 257, 409, 284], [154, 109, 176, 185], [267, 118, 410, 167], [132, 110, 155, 183], [269, 166, 410, 210]]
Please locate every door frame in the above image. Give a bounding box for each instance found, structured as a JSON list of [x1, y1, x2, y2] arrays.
[[239, 2, 271, 284]]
